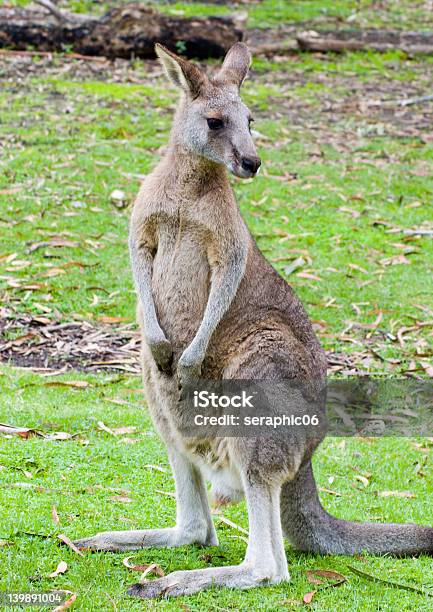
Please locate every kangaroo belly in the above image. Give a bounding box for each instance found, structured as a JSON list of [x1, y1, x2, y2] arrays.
[[152, 218, 210, 350]]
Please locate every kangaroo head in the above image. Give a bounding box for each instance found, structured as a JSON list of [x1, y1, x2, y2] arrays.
[[155, 42, 261, 179]]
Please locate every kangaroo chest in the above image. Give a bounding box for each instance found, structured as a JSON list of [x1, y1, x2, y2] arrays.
[[151, 213, 211, 350]]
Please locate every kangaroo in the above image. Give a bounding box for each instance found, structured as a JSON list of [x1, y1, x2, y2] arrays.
[[75, 43, 433, 597]]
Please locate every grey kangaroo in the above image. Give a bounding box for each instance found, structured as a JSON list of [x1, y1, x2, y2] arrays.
[[75, 43, 433, 597]]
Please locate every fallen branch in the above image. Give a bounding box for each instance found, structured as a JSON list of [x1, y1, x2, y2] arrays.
[[33, 0, 75, 24], [387, 228, 433, 236], [297, 29, 433, 55], [399, 93, 433, 106], [0, 48, 108, 62], [0, 5, 245, 59], [248, 39, 298, 56], [365, 93, 433, 108], [347, 565, 433, 597]]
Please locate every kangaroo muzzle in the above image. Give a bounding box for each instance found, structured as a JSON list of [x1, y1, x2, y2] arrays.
[[241, 156, 261, 176]]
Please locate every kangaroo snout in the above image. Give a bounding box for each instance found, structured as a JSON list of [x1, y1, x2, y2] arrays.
[[232, 154, 261, 179], [241, 156, 261, 176]]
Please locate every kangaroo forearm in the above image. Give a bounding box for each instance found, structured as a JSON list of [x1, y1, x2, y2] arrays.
[[193, 251, 246, 354], [129, 238, 163, 341]]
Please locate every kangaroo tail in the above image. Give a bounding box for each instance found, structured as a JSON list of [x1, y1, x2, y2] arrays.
[[280, 460, 433, 555]]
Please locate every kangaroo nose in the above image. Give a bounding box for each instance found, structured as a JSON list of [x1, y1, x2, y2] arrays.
[[241, 156, 261, 175]]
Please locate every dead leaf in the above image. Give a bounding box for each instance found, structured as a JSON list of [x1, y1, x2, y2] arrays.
[[123, 556, 165, 576], [53, 591, 77, 612], [338, 207, 361, 218], [155, 489, 176, 498], [304, 569, 347, 603], [378, 491, 416, 498], [42, 268, 67, 278], [354, 475, 369, 487], [297, 271, 322, 281], [97, 316, 130, 323], [58, 534, 84, 556], [319, 487, 342, 497], [4, 332, 36, 347], [109, 495, 133, 503], [143, 464, 167, 473], [97, 421, 116, 436], [420, 362, 433, 377], [0, 540, 14, 547], [48, 560, 68, 578], [0, 186, 21, 195], [0, 423, 42, 439], [214, 515, 249, 535], [27, 239, 79, 253], [303, 591, 316, 604], [44, 381, 89, 389], [62, 261, 97, 270], [380, 254, 411, 266], [46, 432, 73, 441], [349, 466, 372, 479], [348, 263, 368, 274], [112, 426, 137, 435], [139, 563, 165, 583], [307, 569, 347, 583], [306, 571, 323, 585], [52, 506, 60, 526]]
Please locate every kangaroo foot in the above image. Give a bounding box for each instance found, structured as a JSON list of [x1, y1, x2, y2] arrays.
[[74, 526, 216, 552], [127, 562, 289, 598]]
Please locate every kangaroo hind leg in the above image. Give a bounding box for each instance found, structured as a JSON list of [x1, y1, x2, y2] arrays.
[[74, 448, 217, 552], [128, 474, 289, 598]]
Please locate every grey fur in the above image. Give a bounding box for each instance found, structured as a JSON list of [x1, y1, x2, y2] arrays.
[[75, 44, 433, 598]]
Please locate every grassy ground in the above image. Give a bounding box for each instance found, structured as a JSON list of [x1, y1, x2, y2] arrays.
[[9, 0, 433, 31], [1, 50, 432, 370], [1, 0, 433, 609], [1, 367, 433, 611]]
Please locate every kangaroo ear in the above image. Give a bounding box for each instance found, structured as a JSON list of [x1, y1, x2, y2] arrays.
[[217, 42, 251, 88], [155, 44, 206, 98]]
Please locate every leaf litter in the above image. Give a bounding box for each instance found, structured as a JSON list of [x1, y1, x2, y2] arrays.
[[2, 306, 424, 377], [48, 560, 68, 578], [123, 556, 164, 577], [303, 568, 347, 604]]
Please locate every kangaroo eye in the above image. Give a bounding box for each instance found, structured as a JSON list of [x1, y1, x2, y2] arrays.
[[207, 118, 224, 131]]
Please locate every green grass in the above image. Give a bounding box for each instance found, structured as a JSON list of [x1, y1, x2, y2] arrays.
[[9, 0, 433, 30], [1, 366, 433, 610], [1, 51, 432, 370], [1, 4, 433, 608]]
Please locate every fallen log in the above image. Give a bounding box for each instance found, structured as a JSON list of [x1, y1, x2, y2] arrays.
[[0, 5, 246, 59], [296, 29, 433, 55]]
